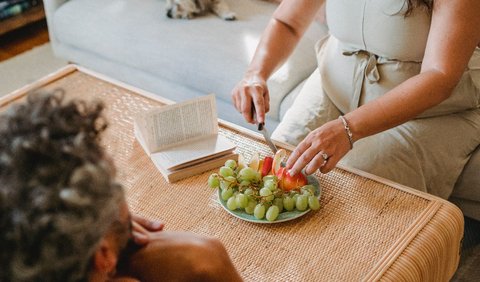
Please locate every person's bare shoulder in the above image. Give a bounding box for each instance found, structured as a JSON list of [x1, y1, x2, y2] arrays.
[[122, 231, 243, 282], [113, 277, 140, 282]]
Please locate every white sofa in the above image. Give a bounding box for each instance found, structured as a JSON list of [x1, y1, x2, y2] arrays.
[[44, 0, 479, 220], [43, 0, 327, 130]]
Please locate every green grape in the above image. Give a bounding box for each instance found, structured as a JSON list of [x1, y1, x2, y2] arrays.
[[273, 197, 283, 212], [264, 179, 277, 192], [259, 187, 274, 202], [245, 200, 256, 215], [301, 185, 316, 195], [225, 159, 237, 170], [283, 196, 295, 211], [238, 167, 257, 181], [220, 180, 230, 190], [254, 204, 266, 219], [236, 193, 248, 208], [292, 193, 299, 204], [244, 188, 254, 197], [263, 175, 278, 182], [266, 205, 280, 222], [296, 195, 308, 211], [208, 174, 220, 188], [308, 196, 320, 210], [254, 172, 262, 182], [221, 188, 234, 201], [239, 180, 251, 188], [219, 166, 234, 178], [259, 187, 272, 196], [224, 176, 237, 185], [226, 197, 237, 210]]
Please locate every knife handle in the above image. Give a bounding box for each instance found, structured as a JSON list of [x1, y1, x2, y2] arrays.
[[251, 102, 265, 131]]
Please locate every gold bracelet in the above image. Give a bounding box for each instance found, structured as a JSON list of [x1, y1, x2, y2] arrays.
[[339, 115, 353, 149]]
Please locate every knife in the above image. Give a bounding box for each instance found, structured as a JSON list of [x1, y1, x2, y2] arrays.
[[258, 122, 278, 154], [251, 102, 278, 154]]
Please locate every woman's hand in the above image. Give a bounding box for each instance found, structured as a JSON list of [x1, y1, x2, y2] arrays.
[[231, 75, 270, 124], [131, 214, 165, 246], [286, 119, 351, 175]]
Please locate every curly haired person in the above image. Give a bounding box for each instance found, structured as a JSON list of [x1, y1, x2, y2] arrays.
[[0, 92, 242, 282]]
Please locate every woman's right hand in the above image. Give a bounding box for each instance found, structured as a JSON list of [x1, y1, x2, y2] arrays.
[[231, 75, 270, 124], [230, 0, 321, 125]]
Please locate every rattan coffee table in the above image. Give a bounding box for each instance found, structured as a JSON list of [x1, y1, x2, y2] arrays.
[[1, 65, 463, 281]]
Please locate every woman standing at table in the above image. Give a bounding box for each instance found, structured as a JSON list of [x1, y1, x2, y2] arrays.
[[231, 0, 480, 204]]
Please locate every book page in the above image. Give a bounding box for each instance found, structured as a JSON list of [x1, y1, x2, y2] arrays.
[[137, 94, 218, 152]]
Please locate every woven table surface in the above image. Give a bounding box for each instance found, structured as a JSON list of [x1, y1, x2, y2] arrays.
[[1, 67, 464, 281]]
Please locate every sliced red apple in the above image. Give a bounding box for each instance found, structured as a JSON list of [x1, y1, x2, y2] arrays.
[[276, 166, 286, 181], [283, 171, 307, 191], [272, 149, 286, 175], [260, 156, 273, 177], [276, 167, 307, 192]]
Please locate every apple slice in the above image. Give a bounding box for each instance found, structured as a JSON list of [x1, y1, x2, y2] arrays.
[[258, 159, 264, 172], [260, 156, 273, 177], [272, 149, 287, 175], [237, 154, 246, 170], [248, 152, 260, 172]]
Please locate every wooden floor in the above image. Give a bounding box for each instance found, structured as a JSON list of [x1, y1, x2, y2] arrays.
[[0, 19, 50, 62]]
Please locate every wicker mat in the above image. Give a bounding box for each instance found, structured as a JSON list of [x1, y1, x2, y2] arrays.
[[1, 68, 464, 281]]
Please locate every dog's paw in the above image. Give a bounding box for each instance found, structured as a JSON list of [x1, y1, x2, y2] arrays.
[[184, 13, 195, 19], [222, 12, 236, 21]]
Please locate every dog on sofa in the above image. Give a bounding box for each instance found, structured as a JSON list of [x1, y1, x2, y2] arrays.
[[166, 0, 236, 20]]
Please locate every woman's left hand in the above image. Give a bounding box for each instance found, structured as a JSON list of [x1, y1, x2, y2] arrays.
[[286, 119, 352, 175]]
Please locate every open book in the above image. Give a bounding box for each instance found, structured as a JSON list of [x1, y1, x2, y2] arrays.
[[134, 94, 237, 183]]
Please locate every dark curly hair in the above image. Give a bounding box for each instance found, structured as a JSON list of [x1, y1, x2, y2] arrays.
[[0, 91, 125, 281]]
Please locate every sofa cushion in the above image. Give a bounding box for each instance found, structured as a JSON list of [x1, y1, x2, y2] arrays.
[[53, 0, 326, 121]]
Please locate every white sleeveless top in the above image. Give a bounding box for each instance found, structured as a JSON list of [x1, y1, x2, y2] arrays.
[[317, 0, 480, 117]]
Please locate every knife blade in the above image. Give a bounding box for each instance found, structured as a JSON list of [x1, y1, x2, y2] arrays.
[[251, 102, 278, 154], [258, 122, 278, 154]]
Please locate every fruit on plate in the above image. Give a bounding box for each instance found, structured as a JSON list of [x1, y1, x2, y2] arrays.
[[275, 167, 308, 192], [248, 152, 260, 171], [237, 154, 246, 170], [207, 153, 320, 222], [248, 152, 273, 177], [271, 148, 307, 191], [272, 149, 286, 175], [259, 156, 273, 177]]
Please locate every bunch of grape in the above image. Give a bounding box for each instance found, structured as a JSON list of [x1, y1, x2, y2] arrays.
[[208, 159, 320, 222]]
